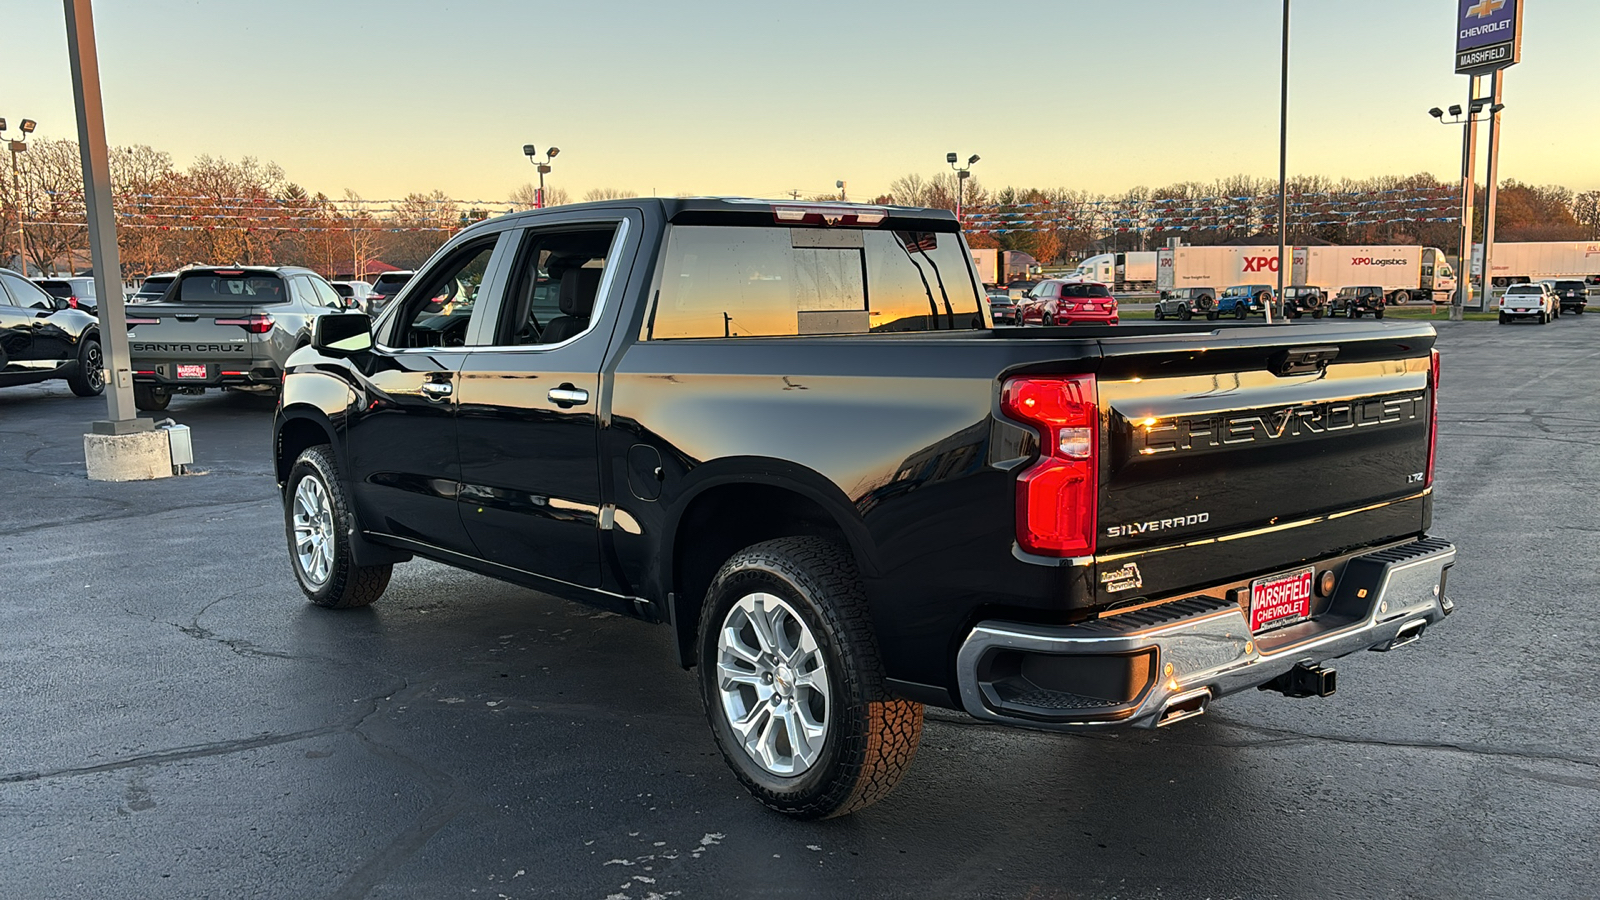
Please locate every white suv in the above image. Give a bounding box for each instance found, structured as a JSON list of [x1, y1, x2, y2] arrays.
[[1500, 282, 1558, 324]]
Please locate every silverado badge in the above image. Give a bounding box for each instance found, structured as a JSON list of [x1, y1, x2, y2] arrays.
[[1100, 562, 1143, 593]]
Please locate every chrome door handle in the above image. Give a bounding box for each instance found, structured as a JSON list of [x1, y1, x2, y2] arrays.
[[420, 381, 453, 399], [547, 386, 589, 407]]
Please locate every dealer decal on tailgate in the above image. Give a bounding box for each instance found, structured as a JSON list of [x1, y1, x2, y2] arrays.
[[1249, 566, 1315, 632]]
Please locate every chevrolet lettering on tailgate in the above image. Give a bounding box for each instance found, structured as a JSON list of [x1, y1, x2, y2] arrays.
[[1140, 392, 1425, 454]]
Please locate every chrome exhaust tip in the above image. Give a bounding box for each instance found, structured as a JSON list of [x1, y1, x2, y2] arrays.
[[1156, 687, 1212, 727], [1372, 619, 1427, 652]]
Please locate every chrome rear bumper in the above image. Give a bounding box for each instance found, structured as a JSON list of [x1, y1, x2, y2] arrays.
[[955, 537, 1456, 730]]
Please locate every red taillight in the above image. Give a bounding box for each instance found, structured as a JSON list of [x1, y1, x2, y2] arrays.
[[1425, 349, 1440, 488], [216, 314, 274, 334], [67, 296, 79, 308], [1001, 375, 1100, 557]]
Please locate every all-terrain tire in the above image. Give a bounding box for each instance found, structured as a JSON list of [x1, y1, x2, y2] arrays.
[[284, 444, 392, 609], [66, 336, 105, 397], [132, 383, 171, 411], [697, 537, 923, 819], [1153, 306, 1165, 320]]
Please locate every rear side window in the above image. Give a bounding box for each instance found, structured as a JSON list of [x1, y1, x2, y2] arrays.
[[649, 226, 982, 339], [137, 277, 173, 296], [331, 283, 354, 297], [38, 280, 73, 298], [177, 272, 288, 303]]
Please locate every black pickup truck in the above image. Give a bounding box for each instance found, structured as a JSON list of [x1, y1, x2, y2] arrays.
[[273, 199, 1455, 819]]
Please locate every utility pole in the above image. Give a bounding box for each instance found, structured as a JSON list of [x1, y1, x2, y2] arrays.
[[2, 119, 34, 273], [1480, 70, 1505, 310], [64, 0, 143, 431], [1455, 76, 1481, 322], [1271, 0, 1289, 324]]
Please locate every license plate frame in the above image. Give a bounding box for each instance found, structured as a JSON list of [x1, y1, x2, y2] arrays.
[[1248, 565, 1315, 633], [175, 363, 208, 380]]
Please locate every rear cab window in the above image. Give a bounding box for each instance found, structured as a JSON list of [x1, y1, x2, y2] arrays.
[[176, 271, 289, 304], [648, 226, 983, 339]]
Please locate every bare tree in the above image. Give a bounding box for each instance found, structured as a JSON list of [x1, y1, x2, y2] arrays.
[[509, 182, 570, 210], [583, 187, 636, 202]]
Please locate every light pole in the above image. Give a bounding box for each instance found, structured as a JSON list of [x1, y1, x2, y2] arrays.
[[947, 152, 979, 226], [1429, 96, 1502, 320], [1271, 0, 1289, 324], [1, 117, 36, 274], [522, 144, 559, 208], [836, 180, 847, 202]]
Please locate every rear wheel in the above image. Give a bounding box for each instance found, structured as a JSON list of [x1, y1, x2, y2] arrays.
[[132, 383, 171, 411], [1205, 310, 1218, 321], [1499, 313, 1508, 324], [1347, 305, 1358, 319], [1374, 307, 1385, 319], [285, 444, 392, 609], [698, 537, 923, 819], [1312, 308, 1324, 319], [1234, 303, 1247, 320], [66, 337, 105, 398], [1178, 307, 1192, 320], [1392, 291, 1409, 306]]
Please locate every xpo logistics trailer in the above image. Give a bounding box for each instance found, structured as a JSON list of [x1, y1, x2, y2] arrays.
[[1472, 241, 1600, 286], [1155, 244, 1456, 304]]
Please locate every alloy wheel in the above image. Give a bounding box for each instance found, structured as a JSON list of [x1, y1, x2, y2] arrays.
[[85, 343, 105, 392], [715, 592, 831, 777], [292, 475, 336, 586]]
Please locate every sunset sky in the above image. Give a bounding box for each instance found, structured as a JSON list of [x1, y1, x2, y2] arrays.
[[10, 0, 1599, 203]]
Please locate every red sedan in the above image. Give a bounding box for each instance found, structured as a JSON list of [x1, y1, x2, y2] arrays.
[[1018, 280, 1119, 326]]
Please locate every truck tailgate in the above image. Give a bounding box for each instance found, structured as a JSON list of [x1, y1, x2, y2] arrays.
[[127, 302, 288, 368], [1088, 325, 1435, 604]]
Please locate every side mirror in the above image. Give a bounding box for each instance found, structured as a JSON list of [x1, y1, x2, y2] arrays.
[[312, 312, 374, 355], [54, 297, 72, 310]]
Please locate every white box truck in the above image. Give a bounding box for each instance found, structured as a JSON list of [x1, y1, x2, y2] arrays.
[[969, 249, 1039, 286], [1472, 241, 1600, 286], [1293, 245, 1456, 304], [1066, 251, 1158, 290]]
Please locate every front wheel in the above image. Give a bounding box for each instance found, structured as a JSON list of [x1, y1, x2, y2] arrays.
[[698, 537, 923, 819], [285, 444, 392, 608], [67, 337, 105, 397], [1153, 306, 1166, 320], [132, 383, 171, 411]]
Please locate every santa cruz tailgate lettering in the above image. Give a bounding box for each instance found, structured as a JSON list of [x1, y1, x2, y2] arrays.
[[129, 342, 247, 353], [1140, 391, 1425, 455]]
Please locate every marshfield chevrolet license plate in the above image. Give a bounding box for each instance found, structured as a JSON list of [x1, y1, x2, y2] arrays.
[[176, 364, 207, 379], [1249, 565, 1315, 633]]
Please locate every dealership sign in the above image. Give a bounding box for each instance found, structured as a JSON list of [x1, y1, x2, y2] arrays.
[[1456, 0, 1522, 74]]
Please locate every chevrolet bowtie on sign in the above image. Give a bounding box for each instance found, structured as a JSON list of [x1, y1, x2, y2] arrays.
[[1456, 0, 1522, 75]]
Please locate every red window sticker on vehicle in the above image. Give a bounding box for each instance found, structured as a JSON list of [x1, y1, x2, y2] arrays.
[[1249, 566, 1315, 632]]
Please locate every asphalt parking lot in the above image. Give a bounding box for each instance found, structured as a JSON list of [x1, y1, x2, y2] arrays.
[[3, 319, 1598, 900]]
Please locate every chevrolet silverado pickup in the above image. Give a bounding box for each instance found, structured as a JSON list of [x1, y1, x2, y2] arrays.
[[273, 198, 1455, 819]]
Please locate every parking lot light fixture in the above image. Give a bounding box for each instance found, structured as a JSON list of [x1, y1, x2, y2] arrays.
[[2, 117, 34, 274], [947, 151, 979, 227], [1429, 107, 1444, 119], [523, 144, 559, 208]]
